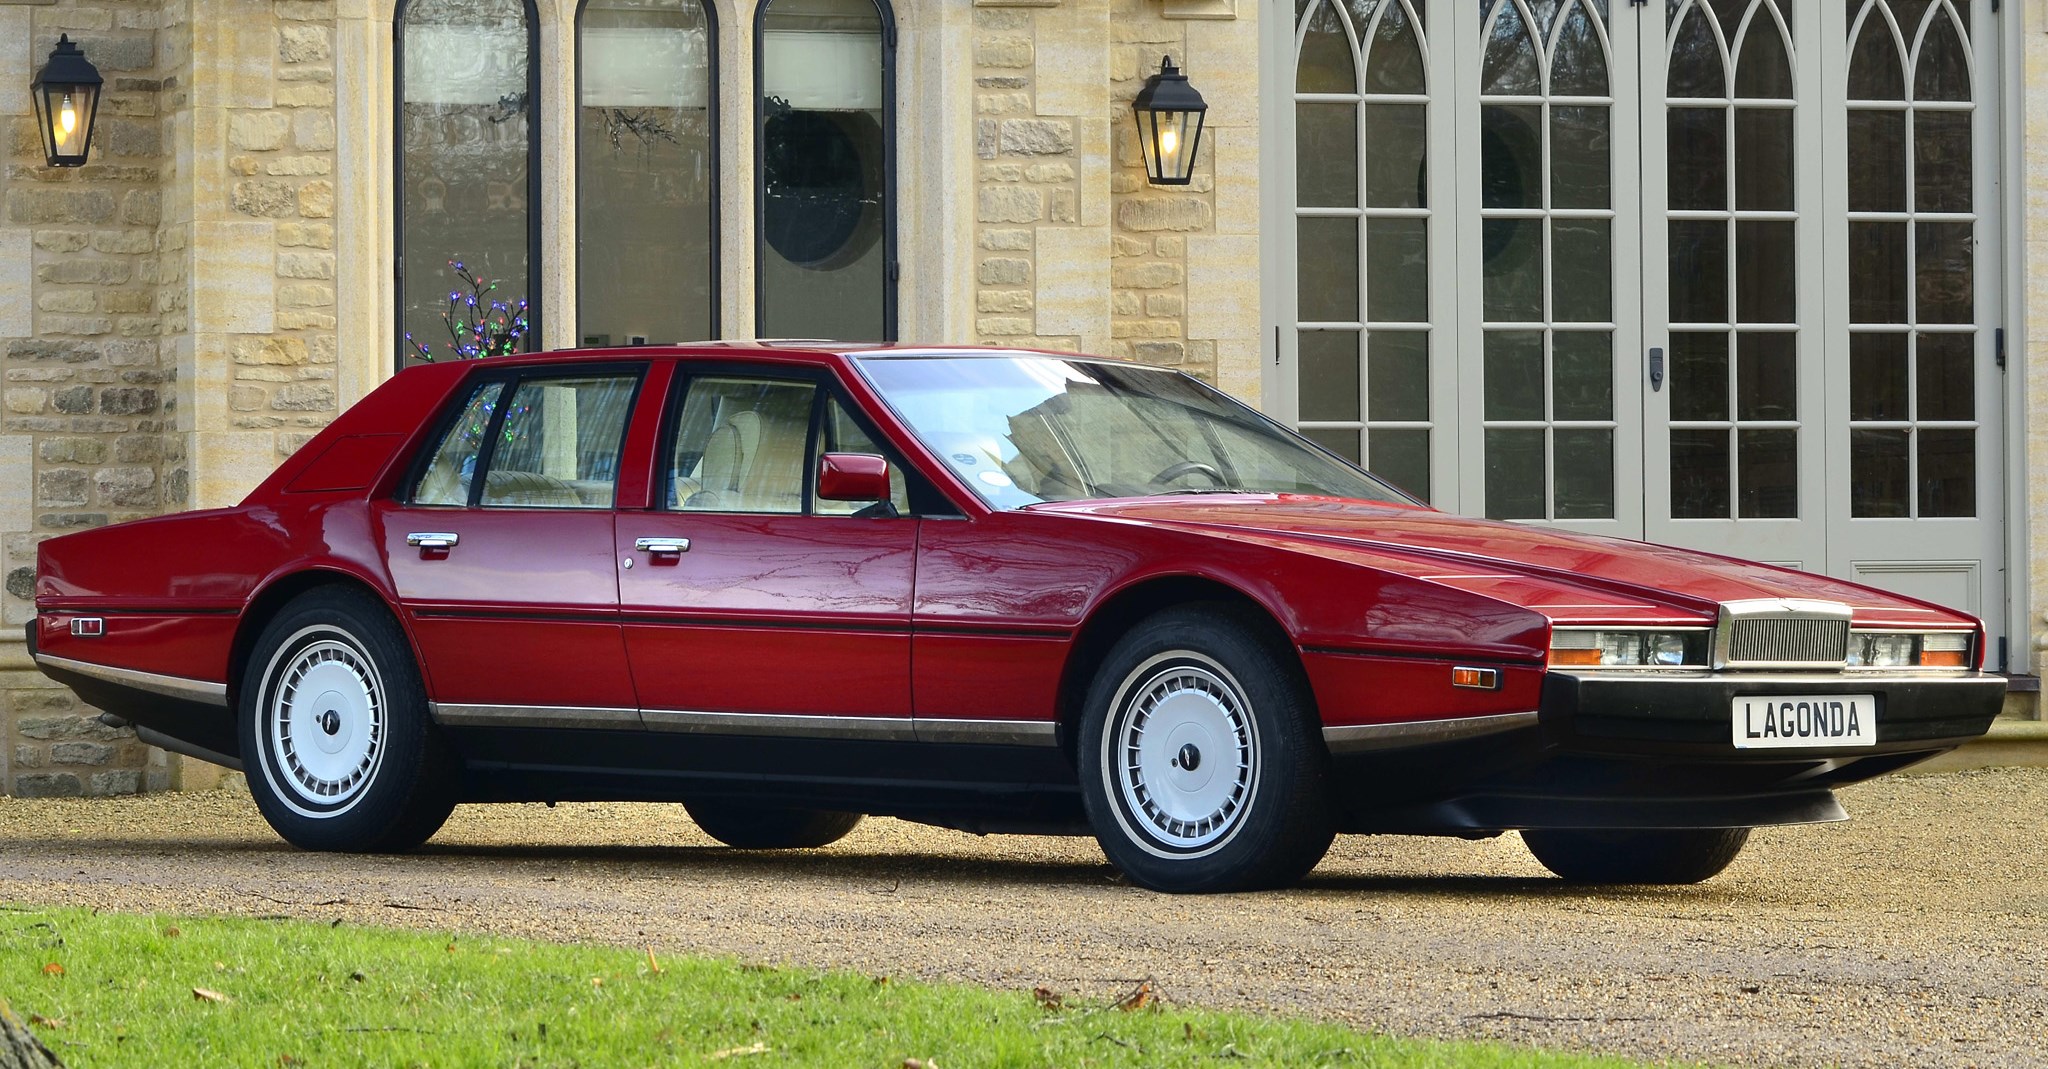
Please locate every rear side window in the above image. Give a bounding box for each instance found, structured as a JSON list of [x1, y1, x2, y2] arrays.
[[413, 382, 504, 506], [410, 372, 638, 508]]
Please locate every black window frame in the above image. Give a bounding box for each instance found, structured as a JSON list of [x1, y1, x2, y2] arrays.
[[751, 0, 898, 341], [573, 0, 721, 343], [393, 0, 545, 371]]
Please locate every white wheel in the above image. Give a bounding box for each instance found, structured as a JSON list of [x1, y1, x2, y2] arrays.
[[262, 628, 387, 817], [1079, 604, 1335, 893], [240, 586, 455, 852], [1105, 653, 1259, 857]]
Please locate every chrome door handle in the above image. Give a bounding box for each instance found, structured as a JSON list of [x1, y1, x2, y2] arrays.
[[634, 536, 690, 554], [406, 532, 459, 549]]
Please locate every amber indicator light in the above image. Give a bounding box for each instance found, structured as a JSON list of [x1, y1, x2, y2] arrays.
[[1546, 648, 1602, 667], [1451, 666, 1499, 689]]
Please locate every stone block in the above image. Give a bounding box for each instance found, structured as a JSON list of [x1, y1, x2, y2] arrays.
[[979, 257, 1032, 285], [13, 772, 82, 798], [272, 383, 335, 411], [38, 437, 105, 465], [13, 745, 41, 770], [276, 84, 335, 108], [89, 769, 142, 795], [978, 290, 1034, 313], [278, 252, 335, 279], [229, 111, 292, 152], [50, 386, 92, 414], [278, 282, 334, 308], [1049, 189, 1078, 223], [1112, 291, 1142, 316], [1036, 0, 1111, 118], [280, 25, 333, 64], [231, 335, 309, 365], [1036, 226, 1110, 338], [977, 92, 1033, 115], [298, 180, 334, 218], [267, 155, 332, 177], [982, 163, 1024, 182], [1185, 234, 1259, 340], [37, 469, 88, 508], [7, 188, 117, 225], [193, 221, 277, 334], [113, 434, 161, 464], [37, 290, 97, 314], [976, 118, 999, 159], [293, 109, 336, 153], [978, 186, 1043, 223], [980, 229, 1032, 251], [90, 230, 156, 255], [232, 180, 298, 218], [51, 740, 114, 766], [999, 119, 1074, 156], [1116, 196, 1213, 232], [33, 231, 89, 254], [3, 387, 45, 414], [1133, 340, 1186, 364], [39, 259, 132, 286], [974, 35, 1034, 68], [93, 467, 157, 508], [976, 316, 1034, 337], [1111, 261, 1181, 288], [277, 222, 334, 248], [99, 387, 159, 415], [1024, 162, 1075, 183], [121, 190, 160, 226]]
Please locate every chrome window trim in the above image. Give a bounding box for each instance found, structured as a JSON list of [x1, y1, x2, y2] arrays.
[[32, 652, 229, 708]]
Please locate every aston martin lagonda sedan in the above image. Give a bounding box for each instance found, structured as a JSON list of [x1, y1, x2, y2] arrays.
[[29, 344, 2004, 892]]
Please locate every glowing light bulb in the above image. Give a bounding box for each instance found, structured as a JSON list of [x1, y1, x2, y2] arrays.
[[58, 94, 76, 137], [1158, 126, 1178, 158]]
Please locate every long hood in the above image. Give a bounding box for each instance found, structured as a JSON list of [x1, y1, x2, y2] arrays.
[[1031, 496, 1976, 628]]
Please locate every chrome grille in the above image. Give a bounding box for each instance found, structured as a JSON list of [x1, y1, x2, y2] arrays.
[[1727, 617, 1849, 665]]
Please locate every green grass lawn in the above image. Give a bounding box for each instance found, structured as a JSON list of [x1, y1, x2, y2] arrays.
[[1, 904, 1693, 1069]]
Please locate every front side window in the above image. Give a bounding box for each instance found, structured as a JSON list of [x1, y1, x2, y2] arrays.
[[577, 0, 717, 345], [669, 377, 818, 512], [857, 356, 1409, 509], [810, 396, 910, 515], [398, 0, 539, 366], [756, 0, 894, 340]]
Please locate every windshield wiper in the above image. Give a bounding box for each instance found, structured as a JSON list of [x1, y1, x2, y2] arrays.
[[1146, 487, 1263, 496]]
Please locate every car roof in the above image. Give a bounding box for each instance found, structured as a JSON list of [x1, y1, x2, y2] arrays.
[[416, 342, 1168, 373]]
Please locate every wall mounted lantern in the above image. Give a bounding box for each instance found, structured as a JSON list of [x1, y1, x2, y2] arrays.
[[1131, 55, 1207, 186], [32, 35, 103, 168]]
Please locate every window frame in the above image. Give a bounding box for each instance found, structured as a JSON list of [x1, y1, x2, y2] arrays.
[[573, 0, 721, 342], [393, 0, 545, 371], [657, 363, 950, 517], [403, 362, 649, 510], [751, 0, 899, 341]]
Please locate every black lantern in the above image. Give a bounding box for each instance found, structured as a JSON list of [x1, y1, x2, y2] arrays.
[[31, 36, 103, 168], [1131, 55, 1207, 186]]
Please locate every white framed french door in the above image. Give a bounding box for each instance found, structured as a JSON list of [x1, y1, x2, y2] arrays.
[[1260, 0, 2008, 657]]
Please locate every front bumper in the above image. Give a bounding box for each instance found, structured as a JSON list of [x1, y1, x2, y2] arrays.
[[1542, 669, 2006, 756]]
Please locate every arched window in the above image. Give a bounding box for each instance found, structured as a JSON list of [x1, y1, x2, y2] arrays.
[[755, 0, 895, 341], [577, 0, 717, 345], [396, 0, 540, 366]]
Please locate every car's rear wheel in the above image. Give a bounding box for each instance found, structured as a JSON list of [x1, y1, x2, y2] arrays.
[[1078, 604, 1335, 894], [1521, 827, 1751, 884], [239, 586, 456, 852], [684, 799, 862, 849]]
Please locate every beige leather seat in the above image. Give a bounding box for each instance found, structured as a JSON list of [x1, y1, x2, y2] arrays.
[[684, 400, 810, 513]]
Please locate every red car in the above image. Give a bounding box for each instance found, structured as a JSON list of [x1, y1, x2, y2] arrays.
[[28, 345, 2003, 892]]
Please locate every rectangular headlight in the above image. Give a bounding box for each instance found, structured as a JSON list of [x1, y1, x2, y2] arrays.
[[1846, 632, 1973, 669], [1550, 629, 1707, 668]]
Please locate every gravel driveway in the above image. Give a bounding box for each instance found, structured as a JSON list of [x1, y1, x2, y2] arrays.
[[1, 766, 2043, 1069]]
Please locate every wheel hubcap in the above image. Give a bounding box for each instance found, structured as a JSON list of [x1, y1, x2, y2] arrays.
[[1113, 659, 1256, 853], [266, 632, 385, 813]]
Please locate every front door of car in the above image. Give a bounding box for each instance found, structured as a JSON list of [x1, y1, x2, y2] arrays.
[[377, 367, 644, 724], [617, 372, 917, 733]]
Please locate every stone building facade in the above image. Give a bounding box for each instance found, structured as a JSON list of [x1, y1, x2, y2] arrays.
[[0, 0, 2041, 795]]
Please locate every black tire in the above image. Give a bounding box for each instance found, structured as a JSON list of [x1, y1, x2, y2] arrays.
[[1078, 604, 1336, 893], [685, 799, 863, 849], [238, 586, 456, 852], [1521, 827, 1752, 884]]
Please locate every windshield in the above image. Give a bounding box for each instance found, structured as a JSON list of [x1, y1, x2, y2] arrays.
[[855, 354, 1410, 509]]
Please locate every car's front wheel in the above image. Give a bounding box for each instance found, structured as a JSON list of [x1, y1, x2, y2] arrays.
[[1078, 604, 1336, 894], [684, 799, 862, 849], [239, 586, 456, 852], [1521, 827, 1752, 884]]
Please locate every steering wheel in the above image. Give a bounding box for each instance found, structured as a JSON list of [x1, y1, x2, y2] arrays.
[[1151, 460, 1227, 486]]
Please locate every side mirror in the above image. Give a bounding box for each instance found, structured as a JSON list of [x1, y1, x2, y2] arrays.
[[817, 453, 892, 504]]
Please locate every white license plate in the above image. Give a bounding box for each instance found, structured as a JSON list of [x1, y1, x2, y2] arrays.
[[1732, 694, 1877, 749]]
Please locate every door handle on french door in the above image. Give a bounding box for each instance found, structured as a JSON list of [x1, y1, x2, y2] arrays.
[[1648, 346, 1665, 392], [405, 532, 459, 549], [634, 537, 690, 555]]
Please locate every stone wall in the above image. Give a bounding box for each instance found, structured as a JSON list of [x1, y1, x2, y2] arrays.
[[968, 0, 1260, 401]]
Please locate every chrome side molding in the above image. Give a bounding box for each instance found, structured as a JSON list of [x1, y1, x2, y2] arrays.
[[32, 652, 229, 708], [1323, 710, 1541, 754], [431, 703, 642, 731]]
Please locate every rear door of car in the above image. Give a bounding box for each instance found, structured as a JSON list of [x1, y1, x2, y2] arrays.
[[615, 363, 919, 736], [374, 362, 651, 725]]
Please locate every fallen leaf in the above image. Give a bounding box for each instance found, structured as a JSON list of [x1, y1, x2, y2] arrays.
[[192, 987, 229, 1003], [1032, 986, 1063, 1011], [590, 976, 604, 988], [1113, 979, 1155, 1012], [28, 1014, 64, 1029], [40, 962, 63, 976], [902, 1060, 938, 1069], [213, 961, 227, 972], [707, 1042, 769, 1060], [277, 1055, 303, 1067], [784, 993, 802, 1002], [445, 943, 458, 953], [164, 927, 180, 938], [645, 946, 663, 975]]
